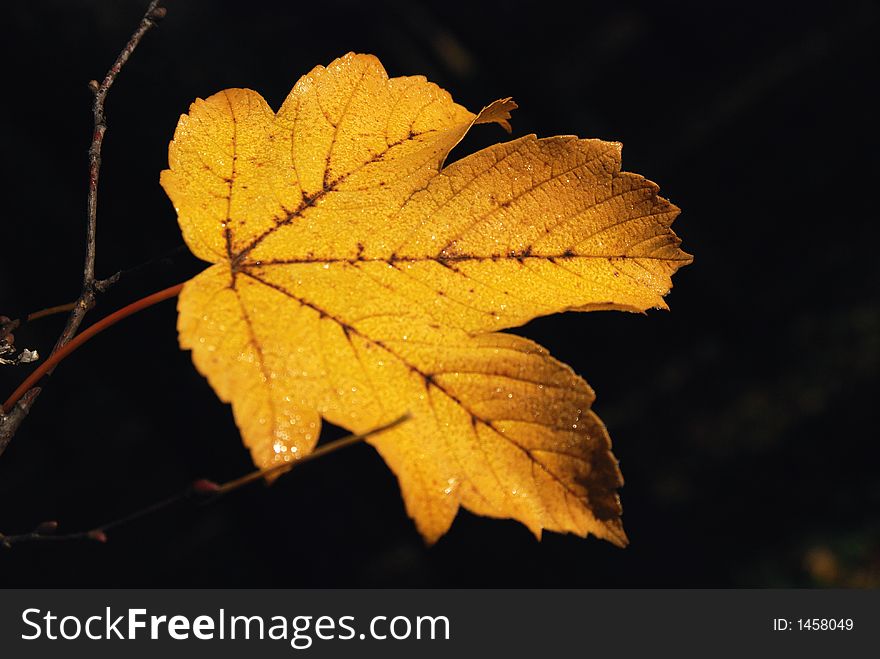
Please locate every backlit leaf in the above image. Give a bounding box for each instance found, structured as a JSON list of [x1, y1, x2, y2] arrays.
[[161, 53, 691, 544]]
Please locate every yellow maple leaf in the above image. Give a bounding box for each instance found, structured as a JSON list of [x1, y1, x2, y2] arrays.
[[160, 53, 691, 545]]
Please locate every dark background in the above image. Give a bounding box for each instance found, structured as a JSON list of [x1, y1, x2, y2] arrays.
[[1, 0, 877, 587]]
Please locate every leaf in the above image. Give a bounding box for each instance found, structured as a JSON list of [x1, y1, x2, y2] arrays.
[[161, 53, 691, 545]]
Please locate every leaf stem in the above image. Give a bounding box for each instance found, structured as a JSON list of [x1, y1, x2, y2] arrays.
[[2, 283, 184, 415]]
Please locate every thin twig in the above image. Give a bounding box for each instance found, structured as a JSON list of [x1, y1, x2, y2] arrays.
[[0, 414, 410, 549], [0, 302, 82, 349], [2, 283, 184, 414], [2, 241, 189, 342], [26, 302, 78, 323], [0, 1, 166, 457]]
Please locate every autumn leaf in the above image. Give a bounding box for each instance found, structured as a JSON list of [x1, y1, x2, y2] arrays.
[[160, 53, 691, 545]]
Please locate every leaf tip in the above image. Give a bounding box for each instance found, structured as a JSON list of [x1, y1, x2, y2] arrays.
[[474, 97, 518, 133], [605, 523, 629, 548]]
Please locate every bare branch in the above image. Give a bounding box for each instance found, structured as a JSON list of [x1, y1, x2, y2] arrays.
[[3, 283, 185, 416], [0, 1, 166, 457], [1, 414, 409, 549]]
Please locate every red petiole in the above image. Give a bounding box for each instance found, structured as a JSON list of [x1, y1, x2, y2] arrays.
[[2, 283, 185, 415]]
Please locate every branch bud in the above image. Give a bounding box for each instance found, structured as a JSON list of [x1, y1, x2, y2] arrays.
[[192, 478, 221, 494], [34, 520, 59, 534], [87, 529, 108, 543]]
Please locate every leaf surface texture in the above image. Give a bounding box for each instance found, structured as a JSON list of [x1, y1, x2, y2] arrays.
[[162, 53, 691, 543]]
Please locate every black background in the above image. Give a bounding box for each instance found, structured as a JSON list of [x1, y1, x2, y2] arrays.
[[1, 0, 877, 587]]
